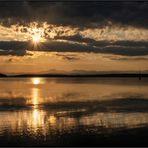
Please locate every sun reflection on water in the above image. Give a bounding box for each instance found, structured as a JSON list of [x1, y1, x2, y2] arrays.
[[32, 78, 41, 85]]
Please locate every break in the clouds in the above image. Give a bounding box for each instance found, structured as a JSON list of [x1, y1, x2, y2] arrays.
[[0, 1, 148, 74]]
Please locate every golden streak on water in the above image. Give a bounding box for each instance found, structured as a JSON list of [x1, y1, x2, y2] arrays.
[[31, 87, 46, 134], [32, 87, 39, 131], [32, 88, 39, 108]]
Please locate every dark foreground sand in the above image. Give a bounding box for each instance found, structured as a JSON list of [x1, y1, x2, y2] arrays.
[[0, 125, 148, 146]]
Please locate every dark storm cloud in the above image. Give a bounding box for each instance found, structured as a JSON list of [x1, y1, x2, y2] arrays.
[[1, 1, 148, 28], [0, 40, 148, 57], [0, 49, 27, 56], [0, 41, 31, 56], [40, 40, 148, 56], [55, 35, 148, 48]]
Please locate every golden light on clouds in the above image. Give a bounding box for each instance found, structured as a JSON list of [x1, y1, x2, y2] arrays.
[[1, 21, 148, 42], [80, 25, 148, 41], [1, 21, 148, 74]]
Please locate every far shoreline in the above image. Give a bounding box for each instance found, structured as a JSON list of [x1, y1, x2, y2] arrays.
[[0, 73, 148, 78]]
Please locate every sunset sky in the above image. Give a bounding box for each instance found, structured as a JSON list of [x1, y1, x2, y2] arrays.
[[0, 1, 148, 74]]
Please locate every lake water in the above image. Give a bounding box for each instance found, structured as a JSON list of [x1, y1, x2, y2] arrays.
[[0, 77, 148, 146]]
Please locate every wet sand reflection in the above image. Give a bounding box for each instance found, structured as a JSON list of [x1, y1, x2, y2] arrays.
[[0, 77, 148, 145]]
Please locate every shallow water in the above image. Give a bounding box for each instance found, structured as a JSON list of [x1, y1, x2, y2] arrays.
[[0, 77, 148, 146]]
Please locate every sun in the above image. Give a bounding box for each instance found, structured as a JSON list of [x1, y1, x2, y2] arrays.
[[27, 23, 47, 44], [32, 34, 41, 44]]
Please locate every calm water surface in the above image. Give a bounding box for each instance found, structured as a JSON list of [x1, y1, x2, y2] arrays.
[[0, 77, 148, 146]]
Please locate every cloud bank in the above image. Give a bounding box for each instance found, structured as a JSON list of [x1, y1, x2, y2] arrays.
[[0, 2, 148, 29], [0, 40, 148, 57]]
